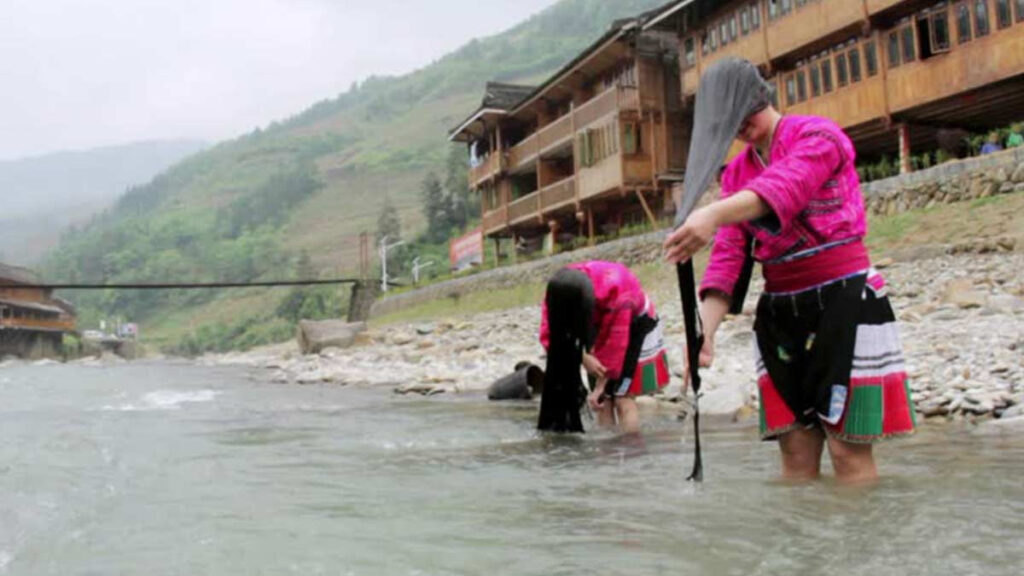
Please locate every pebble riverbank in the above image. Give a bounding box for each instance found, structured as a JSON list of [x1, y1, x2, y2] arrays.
[[205, 251, 1024, 427]]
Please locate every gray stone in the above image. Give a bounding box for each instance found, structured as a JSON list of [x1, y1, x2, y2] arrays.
[[415, 324, 435, 336], [699, 383, 750, 416], [1011, 162, 1024, 183], [296, 320, 367, 355]]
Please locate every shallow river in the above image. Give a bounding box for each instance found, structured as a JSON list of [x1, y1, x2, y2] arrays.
[[1, 361, 1022, 575]]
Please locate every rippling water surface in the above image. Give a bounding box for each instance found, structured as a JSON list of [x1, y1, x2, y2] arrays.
[[1, 361, 1022, 575]]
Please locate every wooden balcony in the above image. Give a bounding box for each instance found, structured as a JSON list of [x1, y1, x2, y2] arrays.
[[507, 192, 542, 226], [866, 0, 904, 16], [508, 133, 539, 171], [481, 206, 508, 236], [469, 153, 503, 188], [766, 0, 863, 58], [0, 317, 76, 332], [886, 24, 1024, 115], [578, 154, 624, 201], [538, 113, 573, 154], [575, 85, 635, 129], [785, 75, 888, 127], [540, 176, 576, 213]]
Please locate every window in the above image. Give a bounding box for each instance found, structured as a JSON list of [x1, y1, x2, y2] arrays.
[[710, 28, 719, 51], [702, 33, 710, 55], [997, 0, 1012, 27], [730, 15, 739, 40], [769, 0, 779, 19], [901, 25, 917, 62], [796, 70, 807, 101], [623, 123, 641, 155], [751, 2, 762, 28], [1017, 0, 1024, 22], [836, 52, 849, 87], [786, 75, 798, 105], [888, 30, 902, 67], [975, 0, 991, 36], [821, 59, 833, 93], [741, 8, 751, 34], [931, 10, 952, 52], [720, 21, 729, 45], [684, 37, 696, 68], [863, 41, 878, 76], [849, 46, 862, 82], [809, 64, 821, 97], [782, 0, 793, 15], [956, 2, 973, 42]]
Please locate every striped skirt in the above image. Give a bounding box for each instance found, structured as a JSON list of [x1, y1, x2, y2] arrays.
[[753, 272, 915, 443], [611, 311, 671, 397]]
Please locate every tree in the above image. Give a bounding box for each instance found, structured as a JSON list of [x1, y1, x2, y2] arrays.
[[376, 195, 402, 244], [444, 145, 475, 230], [420, 172, 451, 242]]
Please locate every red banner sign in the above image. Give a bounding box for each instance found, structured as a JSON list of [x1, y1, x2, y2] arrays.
[[449, 228, 484, 272]]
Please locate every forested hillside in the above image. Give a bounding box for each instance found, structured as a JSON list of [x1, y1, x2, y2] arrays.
[[43, 0, 667, 354], [0, 140, 205, 265]]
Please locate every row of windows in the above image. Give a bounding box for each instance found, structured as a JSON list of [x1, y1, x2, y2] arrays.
[[682, 1, 762, 67], [889, 0, 1024, 69], [783, 40, 880, 106], [577, 121, 621, 168], [768, 0, 821, 21]]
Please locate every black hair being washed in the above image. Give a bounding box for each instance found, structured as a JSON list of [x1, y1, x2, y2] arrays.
[[537, 267, 595, 433]]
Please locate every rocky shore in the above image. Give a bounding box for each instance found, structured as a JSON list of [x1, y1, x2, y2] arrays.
[[206, 251, 1024, 426]]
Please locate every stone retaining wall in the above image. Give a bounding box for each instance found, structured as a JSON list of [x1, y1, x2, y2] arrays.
[[371, 148, 1024, 318], [863, 146, 1024, 215]]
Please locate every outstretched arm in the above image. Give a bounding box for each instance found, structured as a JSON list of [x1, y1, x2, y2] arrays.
[[664, 190, 768, 264]]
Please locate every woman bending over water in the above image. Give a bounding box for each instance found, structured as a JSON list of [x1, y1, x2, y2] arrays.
[[537, 261, 669, 434], [665, 58, 915, 483]]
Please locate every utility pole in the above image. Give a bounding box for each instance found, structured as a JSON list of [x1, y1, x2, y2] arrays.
[[411, 257, 435, 286], [379, 235, 405, 292]]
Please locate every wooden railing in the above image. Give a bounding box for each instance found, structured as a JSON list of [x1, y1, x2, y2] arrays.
[[508, 133, 539, 170], [481, 206, 508, 236], [540, 176, 576, 212], [575, 85, 623, 129], [765, 0, 863, 58], [886, 21, 1024, 114], [507, 192, 541, 225], [578, 155, 624, 201], [0, 317, 76, 332], [469, 153, 503, 188], [538, 113, 573, 153], [866, 0, 904, 16]]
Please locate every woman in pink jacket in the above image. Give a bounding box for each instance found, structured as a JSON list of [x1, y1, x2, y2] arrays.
[[537, 261, 669, 434], [665, 58, 914, 483]]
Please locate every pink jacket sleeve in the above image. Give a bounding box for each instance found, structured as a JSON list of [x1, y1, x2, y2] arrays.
[[701, 166, 750, 300], [592, 306, 633, 380], [743, 127, 846, 233]]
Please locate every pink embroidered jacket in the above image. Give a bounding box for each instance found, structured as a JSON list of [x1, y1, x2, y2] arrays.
[[701, 115, 873, 298], [539, 261, 651, 380]]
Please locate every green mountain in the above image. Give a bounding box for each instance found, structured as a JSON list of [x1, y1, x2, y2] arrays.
[[0, 140, 206, 266], [43, 0, 668, 354]]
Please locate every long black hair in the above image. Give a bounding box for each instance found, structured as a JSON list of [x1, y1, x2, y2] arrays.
[[537, 267, 595, 433]]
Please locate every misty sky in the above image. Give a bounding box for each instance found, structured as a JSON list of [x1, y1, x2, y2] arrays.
[[0, 0, 559, 161]]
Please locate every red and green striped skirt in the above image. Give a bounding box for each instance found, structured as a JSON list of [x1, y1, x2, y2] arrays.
[[754, 273, 916, 443], [612, 313, 671, 397]]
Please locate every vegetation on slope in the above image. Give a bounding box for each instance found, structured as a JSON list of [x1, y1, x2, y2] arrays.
[[42, 0, 668, 354]]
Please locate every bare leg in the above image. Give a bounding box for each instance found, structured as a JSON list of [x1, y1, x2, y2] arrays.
[[778, 427, 825, 481], [594, 400, 616, 428], [826, 436, 878, 485], [614, 397, 641, 435]]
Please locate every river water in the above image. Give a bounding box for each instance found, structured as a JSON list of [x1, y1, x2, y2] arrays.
[[1, 361, 1022, 575]]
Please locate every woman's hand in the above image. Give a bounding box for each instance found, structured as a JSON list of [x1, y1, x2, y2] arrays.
[[582, 353, 607, 379], [587, 379, 608, 411], [682, 337, 716, 391], [664, 205, 720, 264]]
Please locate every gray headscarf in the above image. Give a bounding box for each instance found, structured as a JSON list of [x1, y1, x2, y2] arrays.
[[675, 57, 774, 226]]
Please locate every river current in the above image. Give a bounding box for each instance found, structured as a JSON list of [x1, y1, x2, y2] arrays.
[[1, 361, 1022, 575]]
